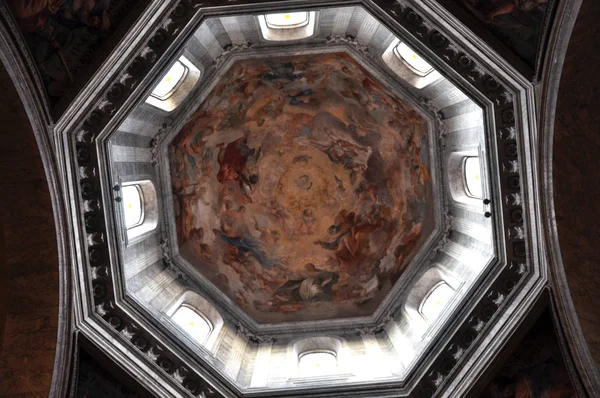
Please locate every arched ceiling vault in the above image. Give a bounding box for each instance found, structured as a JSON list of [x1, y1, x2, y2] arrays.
[[47, 1, 546, 395], [538, 0, 600, 394], [0, 0, 598, 396], [0, 63, 61, 397]]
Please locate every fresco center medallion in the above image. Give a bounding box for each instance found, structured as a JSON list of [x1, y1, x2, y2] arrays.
[[169, 53, 434, 323]]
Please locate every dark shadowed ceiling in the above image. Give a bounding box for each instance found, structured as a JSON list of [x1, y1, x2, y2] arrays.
[[2, 0, 599, 396]]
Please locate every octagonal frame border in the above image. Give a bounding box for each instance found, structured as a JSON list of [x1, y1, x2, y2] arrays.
[[70, 0, 544, 394], [151, 41, 445, 334], [0, 0, 548, 396]]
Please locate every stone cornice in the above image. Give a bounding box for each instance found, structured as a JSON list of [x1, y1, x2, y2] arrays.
[[0, 0, 552, 396]]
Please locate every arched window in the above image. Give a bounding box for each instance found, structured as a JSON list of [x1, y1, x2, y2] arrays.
[[265, 12, 310, 29], [463, 156, 483, 199], [146, 56, 201, 112], [150, 60, 188, 100], [298, 350, 337, 377], [120, 180, 158, 244], [394, 42, 433, 77], [172, 305, 213, 344], [447, 151, 486, 209], [121, 185, 144, 229], [258, 11, 316, 41], [419, 282, 454, 321], [382, 38, 442, 89]]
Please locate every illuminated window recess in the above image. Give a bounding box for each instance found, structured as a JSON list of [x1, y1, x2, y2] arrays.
[[258, 11, 316, 41], [298, 351, 337, 377], [150, 60, 188, 100], [382, 38, 442, 89], [172, 306, 212, 345], [122, 185, 144, 229], [464, 156, 483, 199], [394, 42, 434, 77], [420, 282, 454, 321], [145, 56, 201, 112], [120, 180, 158, 245], [265, 12, 309, 29]]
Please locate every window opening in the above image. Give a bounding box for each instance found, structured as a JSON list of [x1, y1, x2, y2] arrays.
[[420, 282, 454, 321], [394, 42, 433, 76], [122, 185, 144, 229], [265, 12, 310, 29], [298, 350, 337, 377], [150, 60, 188, 100], [172, 306, 212, 344], [464, 156, 483, 199], [258, 11, 316, 41]]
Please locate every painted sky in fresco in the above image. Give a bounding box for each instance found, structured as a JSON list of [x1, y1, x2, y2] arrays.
[[169, 53, 433, 323]]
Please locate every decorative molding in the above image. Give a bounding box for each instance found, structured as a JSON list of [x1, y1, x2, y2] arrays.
[[355, 314, 394, 335], [326, 35, 371, 58], [429, 211, 452, 260], [420, 99, 447, 141], [236, 323, 275, 344], [150, 124, 168, 166], [214, 42, 251, 68], [39, 0, 547, 396], [161, 237, 194, 284]]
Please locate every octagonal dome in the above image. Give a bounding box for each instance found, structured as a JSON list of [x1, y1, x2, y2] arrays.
[[168, 53, 434, 323], [67, 2, 542, 395]]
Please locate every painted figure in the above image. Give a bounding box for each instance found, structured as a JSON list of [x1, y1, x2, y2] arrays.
[[273, 263, 340, 304]]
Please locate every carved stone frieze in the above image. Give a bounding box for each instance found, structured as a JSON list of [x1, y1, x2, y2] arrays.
[[214, 42, 252, 68], [236, 323, 275, 344], [326, 35, 372, 58], [355, 314, 394, 335]]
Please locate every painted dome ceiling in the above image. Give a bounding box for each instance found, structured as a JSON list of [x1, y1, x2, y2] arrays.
[[168, 52, 434, 323]]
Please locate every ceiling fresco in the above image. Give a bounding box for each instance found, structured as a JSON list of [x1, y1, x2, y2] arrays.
[[169, 53, 434, 323]]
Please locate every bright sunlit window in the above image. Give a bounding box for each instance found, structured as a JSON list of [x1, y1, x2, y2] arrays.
[[420, 282, 454, 321], [265, 12, 310, 29], [298, 351, 337, 377], [122, 185, 144, 229], [172, 306, 212, 344], [464, 156, 483, 199], [394, 42, 433, 76], [258, 11, 316, 41], [151, 60, 188, 100]]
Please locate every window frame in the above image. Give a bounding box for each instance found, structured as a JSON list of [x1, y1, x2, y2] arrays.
[[264, 12, 310, 30], [447, 148, 487, 210], [171, 304, 214, 345], [418, 281, 454, 322], [116, 178, 159, 246], [149, 60, 189, 101], [258, 11, 317, 42], [145, 55, 202, 113], [463, 156, 483, 199], [382, 38, 442, 89], [165, 291, 225, 352], [393, 42, 434, 77], [121, 184, 145, 229], [298, 349, 338, 376]]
